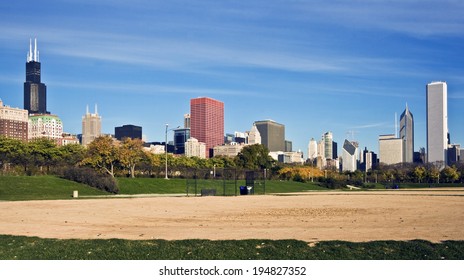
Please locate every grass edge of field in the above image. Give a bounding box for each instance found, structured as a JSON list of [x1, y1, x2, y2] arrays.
[[0, 234, 463, 260]]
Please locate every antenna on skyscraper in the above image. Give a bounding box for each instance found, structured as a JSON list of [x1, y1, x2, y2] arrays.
[[27, 38, 32, 62], [86, 105, 89, 114], [95, 104, 98, 114], [34, 38, 38, 62], [346, 130, 357, 141]]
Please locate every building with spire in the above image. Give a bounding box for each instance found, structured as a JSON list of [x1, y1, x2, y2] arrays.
[[399, 104, 414, 163], [82, 105, 102, 146], [24, 38, 48, 114], [247, 123, 261, 145]]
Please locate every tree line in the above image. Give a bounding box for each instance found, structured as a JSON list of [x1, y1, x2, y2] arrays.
[[1, 135, 463, 184], [0, 136, 275, 178]]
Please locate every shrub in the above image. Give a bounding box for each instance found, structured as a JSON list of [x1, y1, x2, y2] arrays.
[[62, 166, 119, 194], [318, 177, 345, 189]]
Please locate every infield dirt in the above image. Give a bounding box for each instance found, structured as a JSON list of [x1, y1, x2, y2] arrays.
[[1, 189, 463, 242]]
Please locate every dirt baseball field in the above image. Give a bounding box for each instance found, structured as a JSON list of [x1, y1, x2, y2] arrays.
[[1, 189, 463, 242]]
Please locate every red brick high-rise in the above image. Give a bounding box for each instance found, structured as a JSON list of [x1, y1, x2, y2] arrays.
[[190, 97, 224, 158]]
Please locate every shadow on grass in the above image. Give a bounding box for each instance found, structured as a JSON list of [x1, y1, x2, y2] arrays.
[[0, 235, 463, 260]]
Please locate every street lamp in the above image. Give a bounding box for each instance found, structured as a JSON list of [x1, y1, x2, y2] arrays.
[[165, 124, 180, 180]]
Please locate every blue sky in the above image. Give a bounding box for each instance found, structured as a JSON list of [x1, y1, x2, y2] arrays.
[[1, 0, 463, 156]]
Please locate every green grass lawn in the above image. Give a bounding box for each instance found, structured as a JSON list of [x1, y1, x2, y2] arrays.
[[0, 176, 329, 201], [116, 177, 188, 194], [0, 235, 462, 260], [0, 175, 109, 201], [364, 182, 464, 190], [2, 176, 462, 201]]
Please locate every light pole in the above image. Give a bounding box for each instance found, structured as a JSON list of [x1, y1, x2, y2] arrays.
[[165, 124, 169, 179], [164, 124, 180, 180]]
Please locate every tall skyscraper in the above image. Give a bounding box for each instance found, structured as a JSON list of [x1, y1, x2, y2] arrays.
[[426, 82, 448, 164], [184, 113, 191, 129], [254, 120, 285, 152], [190, 97, 224, 157], [399, 104, 414, 163], [341, 139, 358, 172], [307, 138, 317, 160], [24, 39, 48, 114], [173, 128, 190, 154], [82, 105, 101, 146], [323, 131, 333, 159]]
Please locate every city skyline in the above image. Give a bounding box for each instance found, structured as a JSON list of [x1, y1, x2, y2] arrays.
[[0, 1, 463, 154]]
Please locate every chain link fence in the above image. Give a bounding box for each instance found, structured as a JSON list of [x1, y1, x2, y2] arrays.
[[185, 168, 266, 196]]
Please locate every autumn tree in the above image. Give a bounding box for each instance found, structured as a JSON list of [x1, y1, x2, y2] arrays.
[[81, 136, 118, 177], [118, 138, 144, 178], [440, 166, 460, 183], [413, 166, 426, 183]]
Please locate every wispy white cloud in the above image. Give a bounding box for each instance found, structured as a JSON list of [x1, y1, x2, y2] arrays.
[[293, 0, 464, 37], [0, 24, 347, 74], [350, 122, 390, 129], [48, 79, 266, 98]]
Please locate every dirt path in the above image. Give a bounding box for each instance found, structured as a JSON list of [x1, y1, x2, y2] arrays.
[[1, 189, 463, 242]]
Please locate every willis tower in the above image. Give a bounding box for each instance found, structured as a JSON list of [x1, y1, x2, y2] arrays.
[[24, 38, 48, 114]]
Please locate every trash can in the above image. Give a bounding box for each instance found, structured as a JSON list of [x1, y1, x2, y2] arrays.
[[247, 186, 253, 195], [239, 186, 248, 195]]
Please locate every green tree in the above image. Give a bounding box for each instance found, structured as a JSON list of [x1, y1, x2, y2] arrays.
[[59, 143, 85, 166], [235, 144, 274, 170], [211, 155, 236, 169], [28, 138, 60, 173], [0, 136, 26, 172], [81, 136, 118, 177]]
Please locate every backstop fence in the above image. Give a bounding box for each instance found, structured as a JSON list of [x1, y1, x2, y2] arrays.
[[185, 168, 266, 196]]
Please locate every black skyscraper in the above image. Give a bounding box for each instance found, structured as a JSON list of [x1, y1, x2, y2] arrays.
[[24, 39, 48, 114], [115, 124, 142, 140]]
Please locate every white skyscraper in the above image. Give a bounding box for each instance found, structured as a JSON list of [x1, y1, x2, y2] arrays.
[[307, 138, 317, 160], [342, 139, 358, 172], [426, 82, 448, 164]]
